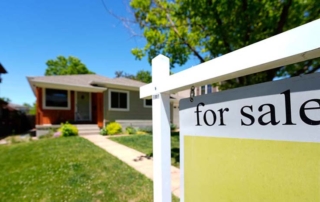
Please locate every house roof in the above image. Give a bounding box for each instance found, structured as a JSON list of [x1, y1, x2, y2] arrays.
[[0, 63, 7, 74], [27, 74, 147, 95]]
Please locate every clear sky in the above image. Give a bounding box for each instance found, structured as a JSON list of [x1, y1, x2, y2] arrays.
[[0, 0, 198, 105]]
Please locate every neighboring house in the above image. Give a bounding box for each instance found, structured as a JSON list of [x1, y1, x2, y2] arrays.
[[194, 84, 219, 96], [27, 75, 183, 131]]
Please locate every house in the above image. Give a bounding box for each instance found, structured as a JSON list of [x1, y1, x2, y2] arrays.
[[27, 74, 183, 134]]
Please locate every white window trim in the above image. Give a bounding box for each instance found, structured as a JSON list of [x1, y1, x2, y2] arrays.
[[42, 88, 71, 110], [144, 99, 152, 108], [108, 89, 130, 111]]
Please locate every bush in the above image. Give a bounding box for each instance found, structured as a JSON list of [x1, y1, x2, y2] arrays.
[[126, 126, 136, 135], [106, 122, 122, 135], [170, 124, 177, 131], [136, 131, 147, 135], [100, 128, 108, 136], [39, 128, 55, 139], [138, 126, 152, 134], [59, 122, 78, 137]]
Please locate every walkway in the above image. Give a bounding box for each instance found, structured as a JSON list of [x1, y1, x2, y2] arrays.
[[81, 134, 180, 198]]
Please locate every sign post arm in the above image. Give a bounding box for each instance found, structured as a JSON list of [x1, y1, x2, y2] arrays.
[[152, 55, 172, 202]]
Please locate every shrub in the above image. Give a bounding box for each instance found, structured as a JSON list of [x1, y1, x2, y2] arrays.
[[59, 122, 78, 137], [106, 122, 122, 135], [100, 128, 108, 136], [170, 124, 177, 131], [39, 129, 55, 139], [136, 131, 147, 135], [126, 126, 136, 135], [138, 126, 152, 134]]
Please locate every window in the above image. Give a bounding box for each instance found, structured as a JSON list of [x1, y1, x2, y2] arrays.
[[144, 99, 152, 107], [201, 86, 206, 95], [43, 88, 70, 109], [207, 84, 212, 93], [109, 90, 129, 111]]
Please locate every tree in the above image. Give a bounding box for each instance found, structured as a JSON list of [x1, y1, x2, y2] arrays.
[[114, 70, 152, 83], [0, 97, 11, 103], [23, 102, 36, 115], [129, 0, 320, 89], [135, 70, 152, 83], [114, 71, 136, 79], [45, 56, 94, 76]]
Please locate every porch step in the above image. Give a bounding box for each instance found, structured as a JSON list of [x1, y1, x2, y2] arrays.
[[79, 130, 101, 135], [76, 125, 100, 135]]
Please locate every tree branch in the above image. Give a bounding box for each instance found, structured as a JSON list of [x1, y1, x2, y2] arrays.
[[274, 0, 292, 35], [153, 0, 205, 63]]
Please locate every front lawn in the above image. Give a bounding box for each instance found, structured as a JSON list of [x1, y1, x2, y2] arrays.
[[0, 137, 179, 201], [110, 132, 180, 167]]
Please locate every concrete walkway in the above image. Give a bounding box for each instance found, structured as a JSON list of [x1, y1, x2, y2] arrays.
[[81, 134, 180, 198]]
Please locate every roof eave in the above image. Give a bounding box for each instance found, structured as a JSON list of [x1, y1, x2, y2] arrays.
[[29, 79, 107, 93], [90, 81, 141, 91]]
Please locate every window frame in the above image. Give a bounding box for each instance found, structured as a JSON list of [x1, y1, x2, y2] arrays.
[[144, 99, 152, 108], [42, 88, 71, 110], [108, 89, 130, 111]]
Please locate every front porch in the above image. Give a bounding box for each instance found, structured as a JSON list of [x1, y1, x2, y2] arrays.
[[35, 87, 104, 128], [36, 124, 101, 137]]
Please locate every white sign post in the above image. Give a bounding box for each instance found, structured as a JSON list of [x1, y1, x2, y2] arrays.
[[140, 19, 320, 202], [151, 55, 171, 202]]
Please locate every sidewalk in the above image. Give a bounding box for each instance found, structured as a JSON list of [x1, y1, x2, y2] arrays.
[[81, 134, 180, 198]]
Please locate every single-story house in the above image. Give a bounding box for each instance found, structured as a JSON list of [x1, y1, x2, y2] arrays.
[[27, 74, 183, 132]]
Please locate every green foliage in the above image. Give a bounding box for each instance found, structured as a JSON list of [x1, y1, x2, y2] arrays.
[[126, 126, 136, 135], [0, 137, 178, 201], [106, 122, 122, 135], [110, 132, 180, 167], [130, 0, 320, 89], [135, 70, 151, 83], [59, 122, 78, 137], [0, 97, 11, 103], [170, 123, 177, 131], [138, 126, 152, 134], [45, 56, 95, 76], [114, 70, 152, 84], [29, 102, 36, 115], [22, 102, 36, 115], [100, 128, 108, 136], [38, 133, 53, 139]]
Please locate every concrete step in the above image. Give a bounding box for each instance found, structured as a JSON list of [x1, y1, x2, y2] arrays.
[[79, 130, 101, 135], [76, 125, 100, 130]]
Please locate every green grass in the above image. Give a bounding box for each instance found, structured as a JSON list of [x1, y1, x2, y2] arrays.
[[110, 132, 180, 167], [0, 137, 179, 202]]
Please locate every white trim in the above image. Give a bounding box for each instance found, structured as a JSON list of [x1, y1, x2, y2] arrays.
[[108, 89, 130, 111], [74, 91, 92, 121], [42, 88, 71, 110], [151, 55, 171, 202], [31, 80, 106, 94], [143, 99, 152, 108]]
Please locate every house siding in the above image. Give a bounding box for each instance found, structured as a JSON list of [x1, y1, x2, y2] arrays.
[[35, 87, 103, 126], [36, 87, 75, 125], [104, 88, 152, 121]]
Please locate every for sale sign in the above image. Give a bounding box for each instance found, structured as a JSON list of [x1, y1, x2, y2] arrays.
[[179, 73, 320, 202]]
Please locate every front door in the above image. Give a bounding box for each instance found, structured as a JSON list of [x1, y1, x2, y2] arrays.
[[75, 92, 91, 121]]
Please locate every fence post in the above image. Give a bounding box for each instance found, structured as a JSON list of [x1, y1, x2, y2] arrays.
[[152, 55, 171, 202]]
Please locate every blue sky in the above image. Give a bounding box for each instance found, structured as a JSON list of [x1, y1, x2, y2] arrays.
[[0, 0, 199, 105]]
